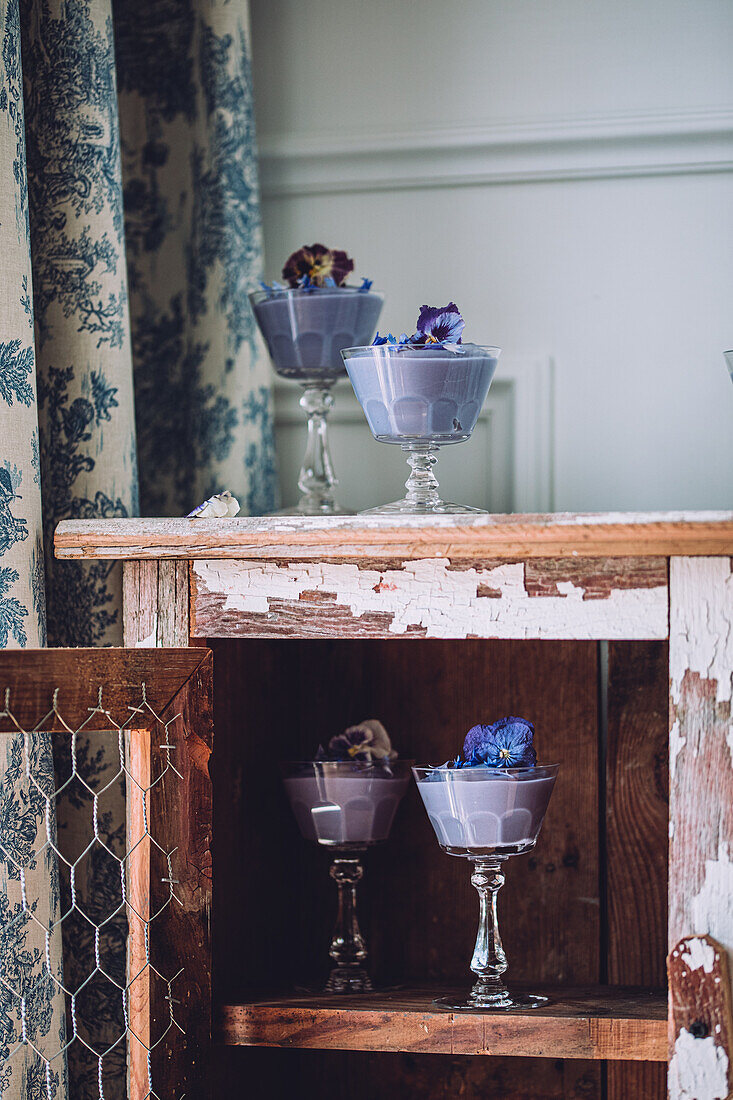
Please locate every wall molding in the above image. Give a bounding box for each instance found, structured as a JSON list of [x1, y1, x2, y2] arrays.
[[259, 106, 733, 197], [273, 356, 555, 513]]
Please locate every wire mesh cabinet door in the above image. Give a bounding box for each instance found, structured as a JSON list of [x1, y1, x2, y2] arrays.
[[0, 648, 214, 1100]]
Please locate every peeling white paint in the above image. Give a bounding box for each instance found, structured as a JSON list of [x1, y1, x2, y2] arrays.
[[691, 845, 733, 962], [680, 937, 717, 975], [194, 558, 668, 640], [670, 558, 733, 706], [135, 626, 157, 648], [670, 717, 686, 783], [669, 1029, 729, 1100]]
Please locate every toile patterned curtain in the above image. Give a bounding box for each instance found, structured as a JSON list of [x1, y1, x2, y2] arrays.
[[0, 0, 275, 1096]]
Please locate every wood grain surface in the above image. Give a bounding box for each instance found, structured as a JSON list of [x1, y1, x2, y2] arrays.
[[219, 986, 667, 1061], [606, 641, 669, 1100], [147, 652, 214, 1099], [0, 648, 204, 731], [54, 511, 733, 561]]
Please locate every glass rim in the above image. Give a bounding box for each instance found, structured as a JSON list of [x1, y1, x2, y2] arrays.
[[249, 285, 384, 302], [341, 342, 501, 358], [412, 763, 560, 775], [282, 758, 415, 767]]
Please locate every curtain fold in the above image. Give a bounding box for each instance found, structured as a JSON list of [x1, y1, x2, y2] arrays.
[[114, 0, 277, 517], [0, 3, 66, 1097], [1, 0, 275, 1095]]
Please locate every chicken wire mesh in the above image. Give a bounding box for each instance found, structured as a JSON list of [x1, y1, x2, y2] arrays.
[[0, 684, 185, 1100]]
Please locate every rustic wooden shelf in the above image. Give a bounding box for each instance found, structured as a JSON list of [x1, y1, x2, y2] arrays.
[[54, 510, 733, 561], [218, 987, 667, 1062]]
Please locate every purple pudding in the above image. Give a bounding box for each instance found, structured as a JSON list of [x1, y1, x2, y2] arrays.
[[250, 287, 384, 381], [413, 717, 558, 857], [343, 343, 498, 443], [282, 721, 411, 849]]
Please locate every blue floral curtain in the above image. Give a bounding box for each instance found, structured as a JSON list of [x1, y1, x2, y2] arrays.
[[0, 0, 275, 1096]]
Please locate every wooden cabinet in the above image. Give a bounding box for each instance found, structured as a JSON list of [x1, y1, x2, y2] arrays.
[[55, 512, 733, 1100]]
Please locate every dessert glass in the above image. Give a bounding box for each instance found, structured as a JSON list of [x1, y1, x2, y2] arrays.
[[413, 764, 559, 1009], [250, 286, 384, 515], [341, 342, 499, 513], [282, 759, 411, 993]]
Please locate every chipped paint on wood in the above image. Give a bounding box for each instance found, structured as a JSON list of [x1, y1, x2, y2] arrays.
[[669, 559, 733, 1099], [670, 557, 733, 707], [668, 1030, 729, 1100], [190, 557, 668, 640], [669, 935, 733, 1100], [669, 559, 733, 959], [681, 938, 718, 975], [691, 847, 733, 969]]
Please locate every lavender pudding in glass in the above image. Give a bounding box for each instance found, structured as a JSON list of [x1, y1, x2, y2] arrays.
[[341, 303, 500, 513], [282, 721, 411, 993], [413, 717, 559, 1010], [249, 243, 384, 515], [343, 342, 497, 444]]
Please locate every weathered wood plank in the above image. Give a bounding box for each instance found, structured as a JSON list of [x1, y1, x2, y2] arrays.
[[606, 641, 669, 1100], [0, 648, 205, 731], [148, 652, 214, 1099], [126, 728, 152, 1100], [669, 557, 733, 1100], [218, 987, 667, 1061], [214, 1047, 602, 1099], [123, 560, 190, 647], [668, 935, 733, 1100], [55, 512, 733, 561], [191, 557, 668, 640]]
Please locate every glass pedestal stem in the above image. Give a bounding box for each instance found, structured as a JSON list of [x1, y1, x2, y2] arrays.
[[468, 858, 511, 1006], [297, 384, 344, 515], [403, 444, 440, 510], [326, 855, 372, 994]]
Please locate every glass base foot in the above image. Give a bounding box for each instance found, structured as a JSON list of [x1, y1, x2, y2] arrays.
[[274, 503, 354, 517], [361, 499, 486, 515], [434, 991, 549, 1011], [325, 966, 373, 994]]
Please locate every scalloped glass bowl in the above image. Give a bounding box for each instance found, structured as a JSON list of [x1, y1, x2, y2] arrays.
[[341, 343, 500, 513], [282, 760, 412, 848], [250, 287, 384, 381]]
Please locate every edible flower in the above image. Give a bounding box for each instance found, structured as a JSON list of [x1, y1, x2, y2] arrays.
[[282, 243, 354, 288], [316, 719, 396, 763], [371, 303, 466, 348], [414, 302, 464, 344], [462, 717, 537, 768]]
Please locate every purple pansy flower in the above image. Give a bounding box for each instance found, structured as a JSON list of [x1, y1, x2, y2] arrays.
[[415, 302, 465, 344], [463, 717, 537, 768], [282, 243, 355, 288], [319, 720, 396, 763]]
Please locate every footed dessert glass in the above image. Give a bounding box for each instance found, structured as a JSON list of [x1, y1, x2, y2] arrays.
[[341, 343, 499, 513], [282, 759, 411, 993], [413, 764, 559, 1009], [250, 286, 384, 515]]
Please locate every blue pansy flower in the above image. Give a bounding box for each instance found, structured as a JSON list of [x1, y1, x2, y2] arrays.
[[463, 717, 537, 768], [415, 302, 465, 344]]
